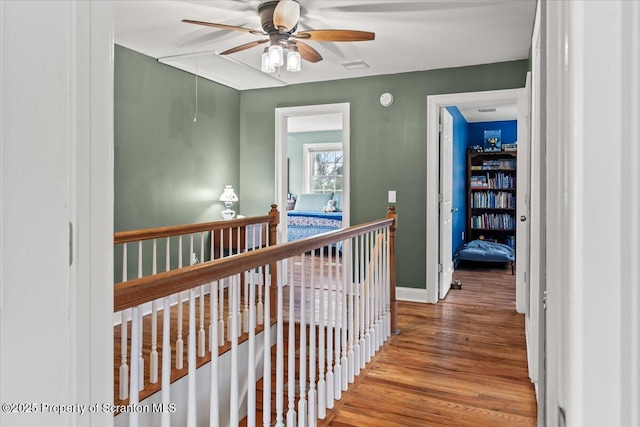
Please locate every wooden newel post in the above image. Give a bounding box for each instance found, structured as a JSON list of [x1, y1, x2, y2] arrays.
[[387, 206, 398, 334], [268, 204, 280, 323]]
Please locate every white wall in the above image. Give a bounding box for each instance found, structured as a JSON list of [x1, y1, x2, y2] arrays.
[[0, 2, 113, 426], [544, 1, 640, 426]]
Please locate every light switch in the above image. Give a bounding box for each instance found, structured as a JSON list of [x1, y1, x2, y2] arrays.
[[388, 190, 397, 203]]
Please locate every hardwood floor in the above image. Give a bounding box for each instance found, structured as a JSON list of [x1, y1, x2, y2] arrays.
[[320, 262, 536, 427]]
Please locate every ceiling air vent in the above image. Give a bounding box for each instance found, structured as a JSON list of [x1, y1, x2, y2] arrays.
[[478, 108, 497, 113], [341, 60, 369, 70]]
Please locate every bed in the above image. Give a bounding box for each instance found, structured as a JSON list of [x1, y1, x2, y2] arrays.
[[454, 239, 515, 274], [287, 193, 343, 243]]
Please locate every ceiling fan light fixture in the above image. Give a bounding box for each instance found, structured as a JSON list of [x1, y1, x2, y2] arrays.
[[261, 47, 275, 73], [273, 0, 300, 33], [269, 44, 284, 67], [286, 46, 301, 72]]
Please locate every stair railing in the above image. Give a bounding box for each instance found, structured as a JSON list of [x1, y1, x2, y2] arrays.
[[113, 206, 278, 409], [113, 206, 397, 427]]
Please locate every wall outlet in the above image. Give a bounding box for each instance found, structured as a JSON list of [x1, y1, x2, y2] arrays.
[[388, 190, 397, 203]]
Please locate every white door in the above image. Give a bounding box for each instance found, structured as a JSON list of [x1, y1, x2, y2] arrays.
[[439, 108, 454, 299], [516, 80, 531, 315]]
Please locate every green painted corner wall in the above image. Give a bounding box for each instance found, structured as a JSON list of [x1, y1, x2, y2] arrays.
[[239, 60, 528, 289], [114, 45, 241, 233]]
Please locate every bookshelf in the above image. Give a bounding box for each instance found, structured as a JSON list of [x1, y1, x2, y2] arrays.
[[467, 151, 517, 248]]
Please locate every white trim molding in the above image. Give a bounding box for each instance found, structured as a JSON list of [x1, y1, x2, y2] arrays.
[[396, 287, 429, 304]]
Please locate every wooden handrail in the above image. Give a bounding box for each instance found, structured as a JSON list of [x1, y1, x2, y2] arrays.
[[114, 216, 395, 313], [114, 205, 279, 244]]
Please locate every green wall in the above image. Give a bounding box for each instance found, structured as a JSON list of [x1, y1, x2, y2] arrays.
[[115, 45, 241, 233], [114, 46, 527, 289], [239, 60, 528, 289], [287, 130, 342, 196]]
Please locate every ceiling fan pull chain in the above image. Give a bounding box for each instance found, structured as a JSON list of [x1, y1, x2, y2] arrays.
[[193, 60, 198, 123]]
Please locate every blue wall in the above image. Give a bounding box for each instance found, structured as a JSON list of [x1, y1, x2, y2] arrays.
[[467, 120, 517, 148], [446, 107, 469, 259]]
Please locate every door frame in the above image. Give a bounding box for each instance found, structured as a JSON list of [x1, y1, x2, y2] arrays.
[[275, 103, 351, 244], [426, 88, 528, 310]]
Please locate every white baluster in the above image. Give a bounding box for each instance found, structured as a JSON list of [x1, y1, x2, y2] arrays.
[[347, 237, 355, 384], [243, 275, 250, 334], [199, 234, 206, 357], [263, 263, 272, 427], [287, 261, 297, 427], [227, 264, 232, 341], [317, 251, 326, 419], [236, 228, 242, 338], [161, 296, 171, 427], [176, 238, 184, 370], [150, 240, 159, 384], [129, 306, 140, 427], [368, 232, 376, 360], [230, 275, 239, 427], [307, 252, 317, 427], [364, 233, 372, 364], [209, 281, 219, 427], [137, 242, 144, 392], [326, 247, 334, 409], [247, 268, 257, 427], [275, 261, 285, 427], [218, 279, 225, 347], [359, 235, 366, 371], [333, 249, 341, 401], [119, 244, 129, 401], [371, 232, 379, 354], [385, 228, 392, 338], [257, 225, 264, 325], [340, 241, 349, 392], [298, 254, 308, 427], [187, 288, 197, 427]]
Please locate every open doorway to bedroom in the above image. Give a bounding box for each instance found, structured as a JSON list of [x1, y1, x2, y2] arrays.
[[275, 103, 350, 245], [426, 88, 530, 312]]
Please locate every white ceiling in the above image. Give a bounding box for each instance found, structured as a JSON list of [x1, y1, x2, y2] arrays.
[[457, 99, 518, 123], [288, 113, 343, 132], [114, 0, 537, 91]]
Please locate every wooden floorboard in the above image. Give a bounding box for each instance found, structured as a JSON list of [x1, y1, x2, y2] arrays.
[[320, 263, 537, 427]]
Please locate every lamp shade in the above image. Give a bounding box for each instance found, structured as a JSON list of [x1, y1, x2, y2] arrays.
[[219, 185, 238, 203], [287, 47, 301, 72], [269, 44, 284, 67], [273, 0, 300, 33], [261, 48, 275, 73]]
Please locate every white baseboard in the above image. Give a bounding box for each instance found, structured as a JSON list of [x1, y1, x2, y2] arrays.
[[396, 286, 430, 303]]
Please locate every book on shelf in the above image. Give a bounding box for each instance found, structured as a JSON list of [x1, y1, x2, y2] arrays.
[[470, 175, 488, 188]]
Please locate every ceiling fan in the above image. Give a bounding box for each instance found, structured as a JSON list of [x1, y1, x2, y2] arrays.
[[182, 0, 375, 72]]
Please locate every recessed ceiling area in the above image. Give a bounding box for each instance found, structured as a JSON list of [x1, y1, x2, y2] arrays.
[[114, 0, 537, 90], [456, 100, 518, 123]]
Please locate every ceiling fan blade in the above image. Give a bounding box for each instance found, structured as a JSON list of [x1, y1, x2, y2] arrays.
[[293, 41, 323, 63], [293, 29, 375, 42], [182, 19, 265, 36], [220, 39, 269, 55]]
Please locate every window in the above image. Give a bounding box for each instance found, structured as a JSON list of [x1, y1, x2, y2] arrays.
[[303, 143, 343, 194]]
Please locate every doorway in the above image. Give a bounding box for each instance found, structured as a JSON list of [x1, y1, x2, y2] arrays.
[[426, 89, 530, 310], [275, 103, 351, 244]]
